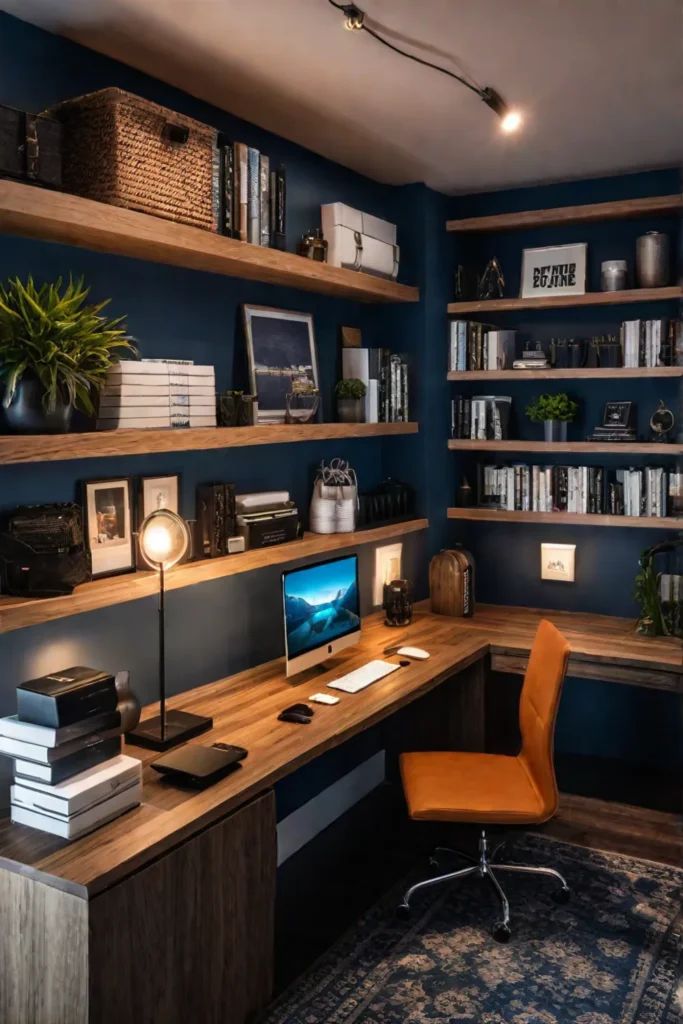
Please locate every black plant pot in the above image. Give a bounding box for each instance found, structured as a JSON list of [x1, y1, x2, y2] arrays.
[[2, 376, 73, 434]]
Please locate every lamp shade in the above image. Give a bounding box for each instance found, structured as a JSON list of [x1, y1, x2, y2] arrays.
[[138, 509, 190, 571]]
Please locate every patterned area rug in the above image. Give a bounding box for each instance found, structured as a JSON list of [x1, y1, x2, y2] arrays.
[[264, 835, 682, 1024]]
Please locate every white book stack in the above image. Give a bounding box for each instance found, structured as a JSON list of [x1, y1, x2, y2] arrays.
[[98, 359, 217, 430], [10, 754, 142, 840]]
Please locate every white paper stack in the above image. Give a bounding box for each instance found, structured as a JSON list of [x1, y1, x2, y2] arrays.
[[10, 754, 142, 840], [98, 359, 217, 429]]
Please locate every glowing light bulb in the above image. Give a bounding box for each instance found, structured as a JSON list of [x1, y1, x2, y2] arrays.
[[500, 110, 522, 134], [143, 523, 173, 563]]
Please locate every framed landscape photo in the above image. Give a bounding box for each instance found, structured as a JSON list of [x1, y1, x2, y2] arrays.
[[242, 304, 319, 424], [138, 474, 181, 522], [83, 477, 135, 578], [520, 242, 587, 299]]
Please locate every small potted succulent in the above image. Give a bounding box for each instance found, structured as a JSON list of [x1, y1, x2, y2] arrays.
[[525, 392, 578, 443], [0, 275, 134, 433], [335, 378, 366, 423]]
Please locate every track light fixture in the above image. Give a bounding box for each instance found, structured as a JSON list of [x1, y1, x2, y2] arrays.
[[328, 1, 523, 133]]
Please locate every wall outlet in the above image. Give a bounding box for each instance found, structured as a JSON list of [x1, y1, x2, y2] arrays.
[[541, 543, 576, 582], [374, 543, 403, 605]]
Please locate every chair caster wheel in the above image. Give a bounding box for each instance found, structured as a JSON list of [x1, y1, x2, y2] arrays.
[[553, 886, 571, 905], [396, 903, 411, 920], [492, 921, 511, 943]]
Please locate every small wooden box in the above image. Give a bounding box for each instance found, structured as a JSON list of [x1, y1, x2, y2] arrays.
[[429, 548, 475, 617], [0, 104, 62, 187]]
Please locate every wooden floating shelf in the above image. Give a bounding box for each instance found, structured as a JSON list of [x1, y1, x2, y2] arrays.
[[447, 287, 681, 315], [448, 440, 683, 455], [447, 508, 682, 529], [446, 193, 683, 233], [0, 180, 418, 304], [0, 519, 428, 635], [447, 366, 683, 382], [0, 421, 419, 466]]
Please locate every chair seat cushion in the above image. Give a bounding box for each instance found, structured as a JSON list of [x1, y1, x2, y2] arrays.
[[400, 751, 547, 825]]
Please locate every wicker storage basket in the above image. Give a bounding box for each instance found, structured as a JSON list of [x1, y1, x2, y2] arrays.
[[46, 88, 218, 230]]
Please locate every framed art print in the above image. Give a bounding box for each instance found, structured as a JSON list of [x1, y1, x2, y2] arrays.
[[138, 474, 181, 522], [83, 477, 135, 578], [242, 304, 319, 423], [520, 243, 587, 299]]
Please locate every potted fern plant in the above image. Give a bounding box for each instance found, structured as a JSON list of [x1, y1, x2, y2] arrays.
[[525, 392, 578, 442], [0, 276, 134, 434], [335, 378, 367, 423]]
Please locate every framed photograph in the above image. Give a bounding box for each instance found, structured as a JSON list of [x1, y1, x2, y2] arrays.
[[602, 401, 634, 430], [138, 474, 181, 522], [520, 243, 587, 299], [242, 304, 319, 424], [83, 478, 135, 579]]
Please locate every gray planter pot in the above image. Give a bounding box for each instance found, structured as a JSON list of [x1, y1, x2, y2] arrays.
[[2, 376, 74, 434], [544, 420, 567, 443], [337, 398, 365, 423]]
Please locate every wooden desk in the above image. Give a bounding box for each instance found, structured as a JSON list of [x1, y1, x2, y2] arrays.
[[0, 604, 679, 1024]]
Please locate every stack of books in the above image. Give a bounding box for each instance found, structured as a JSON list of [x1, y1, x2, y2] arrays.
[[0, 666, 142, 840], [611, 467, 680, 517], [451, 395, 511, 440], [449, 322, 516, 372], [98, 359, 217, 430], [217, 140, 286, 249], [342, 347, 409, 422], [235, 491, 301, 549]]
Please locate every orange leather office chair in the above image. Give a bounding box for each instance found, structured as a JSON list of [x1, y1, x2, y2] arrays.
[[399, 619, 571, 941]]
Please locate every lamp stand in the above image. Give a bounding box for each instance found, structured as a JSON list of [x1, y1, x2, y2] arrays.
[[127, 564, 212, 751]]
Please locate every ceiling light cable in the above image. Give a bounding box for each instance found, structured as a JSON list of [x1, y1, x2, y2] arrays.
[[327, 0, 522, 132]]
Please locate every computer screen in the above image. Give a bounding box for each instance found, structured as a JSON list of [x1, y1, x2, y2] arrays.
[[282, 555, 360, 670]]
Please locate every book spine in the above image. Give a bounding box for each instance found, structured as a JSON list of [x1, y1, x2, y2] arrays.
[[270, 166, 286, 250], [235, 143, 248, 241], [222, 144, 234, 237], [210, 134, 221, 233], [259, 154, 270, 247], [247, 147, 260, 245]]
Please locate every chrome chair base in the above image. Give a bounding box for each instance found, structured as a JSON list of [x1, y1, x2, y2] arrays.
[[398, 829, 570, 941]]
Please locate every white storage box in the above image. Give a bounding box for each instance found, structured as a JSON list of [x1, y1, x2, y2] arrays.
[[321, 202, 399, 279]]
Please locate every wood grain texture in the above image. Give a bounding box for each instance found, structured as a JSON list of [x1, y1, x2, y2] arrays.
[[0, 870, 88, 1024], [0, 421, 419, 465], [447, 287, 681, 315], [0, 604, 678, 899], [448, 440, 683, 455], [447, 366, 683, 381], [89, 793, 276, 1024], [0, 519, 428, 635], [0, 180, 418, 303], [490, 652, 682, 692], [447, 508, 683, 530], [446, 193, 683, 232]]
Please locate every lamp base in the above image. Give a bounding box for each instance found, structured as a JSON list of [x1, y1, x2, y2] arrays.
[[126, 710, 213, 751]]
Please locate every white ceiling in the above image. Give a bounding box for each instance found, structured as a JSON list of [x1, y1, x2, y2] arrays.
[[3, 0, 682, 194]]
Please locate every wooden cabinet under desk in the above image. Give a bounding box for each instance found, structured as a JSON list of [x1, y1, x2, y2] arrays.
[[0, 790, 276, 1024]]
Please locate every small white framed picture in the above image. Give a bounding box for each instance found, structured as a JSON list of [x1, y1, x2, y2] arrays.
[[541, 543, 576, 583], [138, 474, 181, 522], [520, 243, 587, 299], [83, 478, 135, 578]]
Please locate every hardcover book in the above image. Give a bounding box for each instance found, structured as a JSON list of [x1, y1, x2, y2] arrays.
[[17, 667, 117, 729]]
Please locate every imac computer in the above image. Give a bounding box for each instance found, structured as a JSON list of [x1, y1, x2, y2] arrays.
[[282, 554, 361, 676]]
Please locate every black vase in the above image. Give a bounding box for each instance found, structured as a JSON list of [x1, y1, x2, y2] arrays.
[[2, 376, 73, 434]]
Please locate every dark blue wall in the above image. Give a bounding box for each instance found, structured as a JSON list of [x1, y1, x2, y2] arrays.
[[447, 170, 683, 778]]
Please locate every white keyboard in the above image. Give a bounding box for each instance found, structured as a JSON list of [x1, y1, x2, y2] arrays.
[[327, 660, 400, 694]]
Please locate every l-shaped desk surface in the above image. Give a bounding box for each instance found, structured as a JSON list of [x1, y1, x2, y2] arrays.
[[0, 603, 680, 898]]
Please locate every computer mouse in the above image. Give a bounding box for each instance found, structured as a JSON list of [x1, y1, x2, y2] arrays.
[[285, 703, 313, 717], [396, 646, 430, 660], [278, 710, 313, 724]]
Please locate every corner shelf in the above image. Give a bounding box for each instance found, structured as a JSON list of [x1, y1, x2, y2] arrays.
[[448, 440, 683, 455], [447, 287, 680, 315], [447, 508, 681, 530], [0, 421, 419, 466], [446, 193, 682, 233], [0, 180, 419, 304], [0, 518, 429, 635], [447, 366, 683, 381]]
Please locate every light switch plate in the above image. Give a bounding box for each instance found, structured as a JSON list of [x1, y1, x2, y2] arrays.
[[374, 543, 403, 605], [541, 543, 576, 582]]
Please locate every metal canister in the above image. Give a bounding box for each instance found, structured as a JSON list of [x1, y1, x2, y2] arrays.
[[636, 231, 669, 288], [600, 260, 627, 291]]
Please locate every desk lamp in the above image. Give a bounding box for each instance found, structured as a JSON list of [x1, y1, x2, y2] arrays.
[[127, 509, 213, 750]]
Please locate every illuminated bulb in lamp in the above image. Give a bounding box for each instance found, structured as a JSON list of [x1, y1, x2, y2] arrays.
[[143, 523, 173, 563], [500, 110, 522, 134]]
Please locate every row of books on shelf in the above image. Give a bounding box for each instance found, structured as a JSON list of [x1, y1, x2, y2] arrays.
[[342, 347, 410, 422], [621, 319, 680, 369], [450, 395, 511, 440], [476, 463, 682, 517], [217, 140, 286, 248], [97, 359, 217, 430], [0, 667, 141, 839], [449, 322, 514, 372]]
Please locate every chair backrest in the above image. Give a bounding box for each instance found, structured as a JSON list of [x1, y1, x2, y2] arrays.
[[519, 619, 570, 820]]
